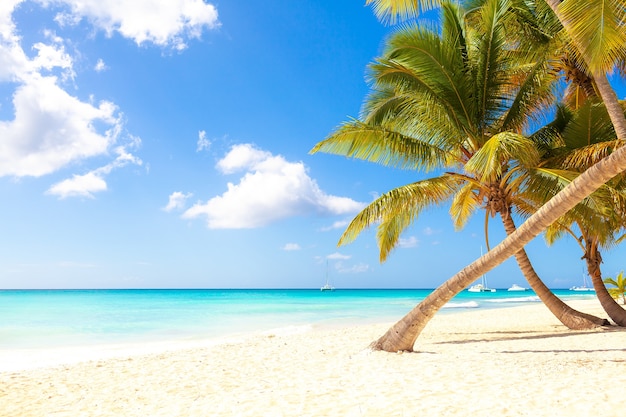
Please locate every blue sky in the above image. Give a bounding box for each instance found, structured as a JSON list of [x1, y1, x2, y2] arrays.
[[1, 1, 624, 290]]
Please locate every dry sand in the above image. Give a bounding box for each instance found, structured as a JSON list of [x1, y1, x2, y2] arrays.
[[1, 299, 624, 417]]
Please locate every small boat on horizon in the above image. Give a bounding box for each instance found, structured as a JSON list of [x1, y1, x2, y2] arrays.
[[468, 283, 496, 293], [570, 285, 594, 292], [569, 269, 594, 292], [320, 261, 335, 292], [507, 284, 528, 292], [468, 247, 495, 292]]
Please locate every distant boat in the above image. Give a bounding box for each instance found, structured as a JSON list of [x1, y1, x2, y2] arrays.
[[320, 261, 335, 292], [570, 269, 595, 292], [468, 247, 496, 292], [570, 285, 594, 292], [507, 284, 528, 292], [468, 283, 496, 293]]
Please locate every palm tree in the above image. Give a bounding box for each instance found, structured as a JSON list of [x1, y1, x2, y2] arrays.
[[359, 0, 626, 352], [604, 271, 626, 305], [314, 0, 606, 337], [525, 101, 626, 325]]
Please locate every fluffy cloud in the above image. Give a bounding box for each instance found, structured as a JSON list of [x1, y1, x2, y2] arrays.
[[398, 236, 418, 248], [0, 1, 219, 194], [46, 172, 107, 199], [46, 144, 143, 198], [182, 144, 366, 229], [282, 243, 301, 251], [337, 263, 369, 274], [327, 252, 351, 260], [94, 59, 107, 72], [320, 219, 350, 232], [53, 0, 220, 50], [163, 191, 193, 212], [196, 130, 210, 152], [0, 76, 121, 177]]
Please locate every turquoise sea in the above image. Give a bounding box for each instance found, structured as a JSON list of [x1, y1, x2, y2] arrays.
[[0, 288, 596, 351]]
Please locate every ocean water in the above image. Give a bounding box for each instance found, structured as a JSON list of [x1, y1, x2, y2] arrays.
[[0, 288, 596, 351]]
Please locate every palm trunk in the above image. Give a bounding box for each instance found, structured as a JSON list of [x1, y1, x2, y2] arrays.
[[371, 140, 626, 351], [547, 0, 626, 324], [499, 212, 608, 328], [369, 264, 484, 352], [371, 0, 626, 353], [585, 240, 626, 326], [546, 0, 626, 140]]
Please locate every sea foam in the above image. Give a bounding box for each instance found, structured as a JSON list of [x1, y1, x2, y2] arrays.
[[485, 296, 541, 303], [443, 301, 480, 309]]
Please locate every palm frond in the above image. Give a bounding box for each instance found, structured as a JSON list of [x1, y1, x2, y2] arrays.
[[557, 0, 626, 73], [449, 181, 482, 229], [310, 119, 453, 170], [370, 18, 477, 139], [338, 175, 463, 249], [560, 141, 624, 171], [365, 0, 440, 24], [465, 132, 539, 183]]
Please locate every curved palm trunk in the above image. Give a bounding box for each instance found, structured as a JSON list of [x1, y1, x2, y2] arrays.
[[370, 0, 626, 353], [549, 0, 626, 322], [499, 213, 608, 328], [371, 140, 626, 351], [585, 240, 626, 326]]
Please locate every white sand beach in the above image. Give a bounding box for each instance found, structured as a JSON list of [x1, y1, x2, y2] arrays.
[[1, 298, 624, 417]]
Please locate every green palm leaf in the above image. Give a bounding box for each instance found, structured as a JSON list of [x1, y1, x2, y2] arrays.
[[466, 132, 539, 183], [310, 119, 453, 170], [449, 180, 482, 229], [365, 0, 440, 24], [557, 0, 626, 73], [339, 175, 463, 251]]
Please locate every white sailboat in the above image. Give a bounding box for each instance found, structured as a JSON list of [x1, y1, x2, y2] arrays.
[[468, 247, 496, 292], [507, 283, 528, 292], [320, 261, 335, 292], [468, 281, 496, 292], [570, 269, 594, 291]]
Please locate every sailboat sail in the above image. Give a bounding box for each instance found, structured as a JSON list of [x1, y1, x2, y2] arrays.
[[320, 261, 334, 291], [468, 247, 495, 292]]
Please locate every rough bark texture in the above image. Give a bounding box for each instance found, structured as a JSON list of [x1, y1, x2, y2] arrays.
[[585, 240, 626, 326], [500, 212, 608, 328]]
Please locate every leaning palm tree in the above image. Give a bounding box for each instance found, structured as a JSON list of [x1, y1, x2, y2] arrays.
[[314, 0, 605, 335], [523, 101, 626, 325], [353, 0, 626, 351]]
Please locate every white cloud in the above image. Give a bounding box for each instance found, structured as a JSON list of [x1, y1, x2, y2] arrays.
[[94, 58, 107, 72], [336, 262, 370, 274], [282, 243, 301, 251], [327, 252, 351, 260], [46, 143, 142, 198], [0, 0, 218, 193], [320, 219, 350, 232], [196, 130, 210, 152], [31, 41, 73, 77], [215, 143, 271, 174], [423, 227, 438, 236], [46, 172, 107, 199], [398, 236, 418, 248], [0, 2, 132, 183], [164, 191, 193, 212], [0, 76, 122, 177], [182, 144, 366, 229], [53, 0, 220, 50]]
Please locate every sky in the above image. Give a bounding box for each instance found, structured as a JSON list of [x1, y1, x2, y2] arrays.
[[1, 0, 625, 290]]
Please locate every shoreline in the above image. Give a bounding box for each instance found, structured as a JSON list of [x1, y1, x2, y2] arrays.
[[2, 298, 625, 416], [0, 291, 554, 373]]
